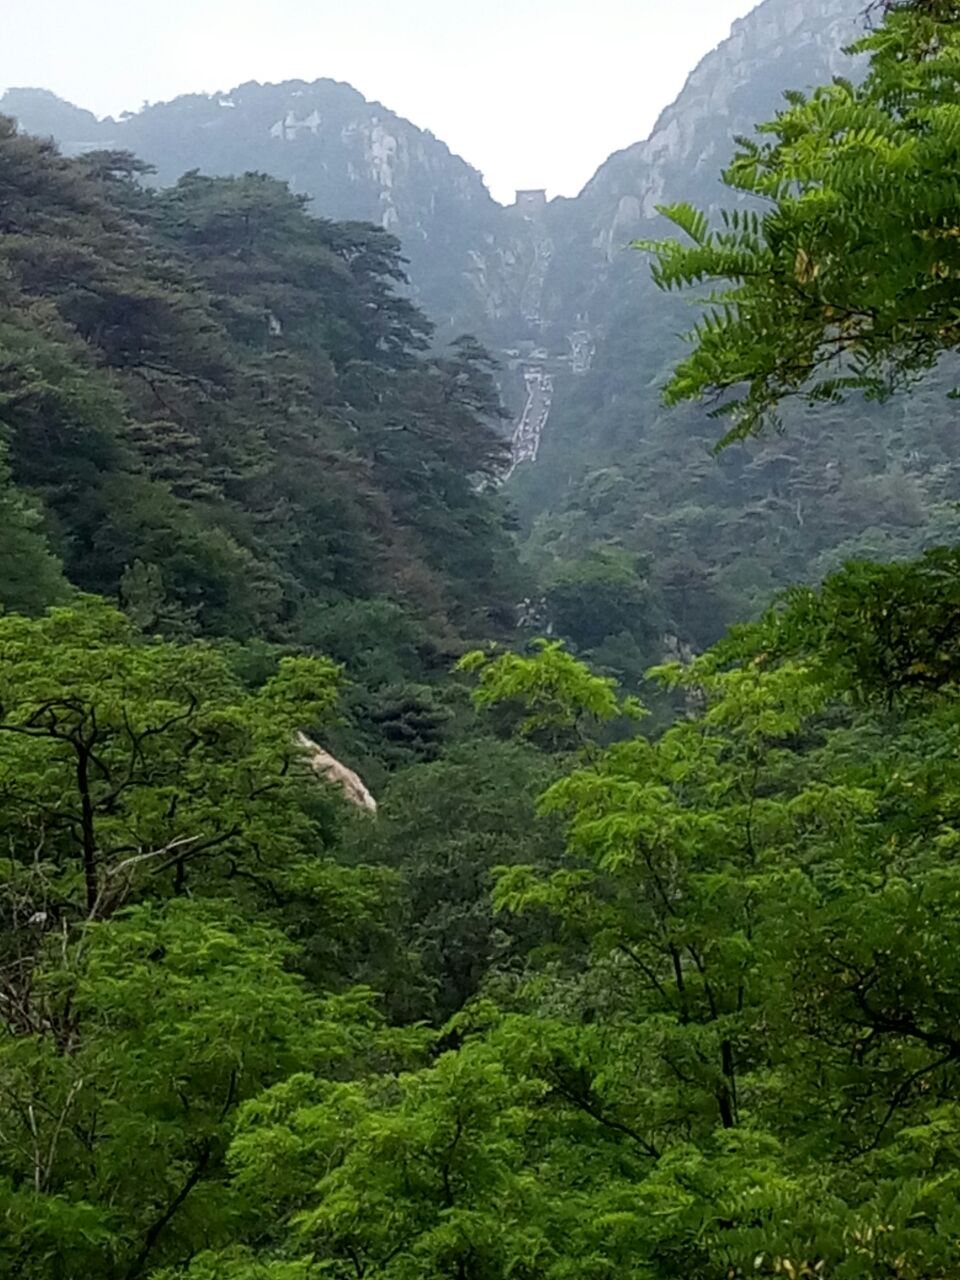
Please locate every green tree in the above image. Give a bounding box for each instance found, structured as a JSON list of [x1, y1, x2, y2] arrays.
[[0, 597, 353, 921], [0, 903, 344, 1279], [544, 546, 661, 656], [638, 1, 960, 441], [350, 738, 565, 1021], [457, 639, 639, 752], [0, 599, 412, 1277]]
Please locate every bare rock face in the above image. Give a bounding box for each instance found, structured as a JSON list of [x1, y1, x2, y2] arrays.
[[295, 732, 377, 815], [539, 0, 864, 319]]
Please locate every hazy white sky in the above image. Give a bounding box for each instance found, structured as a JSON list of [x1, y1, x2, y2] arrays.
[[3, 0, 756, 202]]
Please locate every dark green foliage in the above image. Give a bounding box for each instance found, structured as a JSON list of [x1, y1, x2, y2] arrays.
[[726, 545, 960, 702], [523, 307, 960, 662], [0, 121, 540, 1279], [0, 119, 520, 649], [0, 79, 511, 345], [296, 598, 435, 688], [349, 738, 565, 1021], [0, 442, 68, 613]]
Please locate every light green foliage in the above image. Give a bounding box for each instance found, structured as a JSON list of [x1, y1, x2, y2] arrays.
[[0, 597, 349, 919], [458, 639, 641, 750], [0, 902, 320, 1277], [0, 600, 410, 1278], [220, 590, 960, 1277], [230, 1047, 551, 1280], [638, 0, 960, 442], [0, 900, 417, 1279], [153, 1259, 314, 1280]]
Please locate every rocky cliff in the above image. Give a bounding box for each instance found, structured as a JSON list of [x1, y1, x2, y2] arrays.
[[0, 80, 536, 343], [575, 0, 861, 240], [514, 0, 866, 510], [535, 0, 863, 336]]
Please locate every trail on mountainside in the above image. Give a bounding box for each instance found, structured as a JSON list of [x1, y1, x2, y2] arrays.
[[507, 365, 554, 478], [506, 222, 594, 475], [508, 222, 555, 475]]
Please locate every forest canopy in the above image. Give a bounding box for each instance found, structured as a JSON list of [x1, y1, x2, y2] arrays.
[[9, 2, 960, 1276]]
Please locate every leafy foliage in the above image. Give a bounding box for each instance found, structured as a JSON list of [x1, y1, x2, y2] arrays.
[[171, 597, 960, 1279], [457, 638, 640, 750], [638, 1, 960, 442], [0, 600, 413, 1279]]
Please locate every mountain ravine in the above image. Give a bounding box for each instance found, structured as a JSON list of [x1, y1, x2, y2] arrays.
[[0, 0, 865, 494]]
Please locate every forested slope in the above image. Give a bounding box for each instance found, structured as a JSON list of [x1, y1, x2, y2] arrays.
[[0, 81, 525, 344], [0, 120, 520, 645]]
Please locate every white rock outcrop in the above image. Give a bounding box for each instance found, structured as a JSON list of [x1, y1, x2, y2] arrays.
[[295, 731, 377, 814]]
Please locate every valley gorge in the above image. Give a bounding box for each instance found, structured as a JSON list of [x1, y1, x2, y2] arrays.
[[0, 0, 864, 443]]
